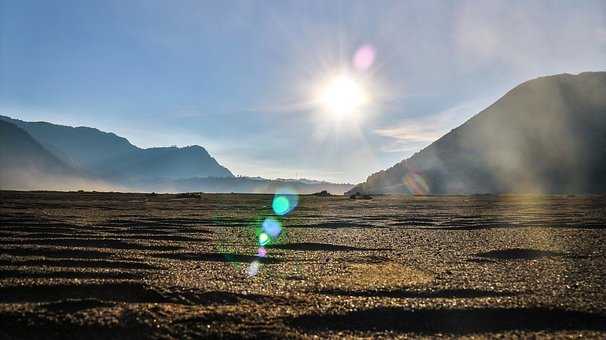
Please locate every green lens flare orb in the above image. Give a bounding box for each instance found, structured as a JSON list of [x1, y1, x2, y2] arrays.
[[272, 196, 291, 215], [272, 189, 299, 216], [258, 232, 270, 246]]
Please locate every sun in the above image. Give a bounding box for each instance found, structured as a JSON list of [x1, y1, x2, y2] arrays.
[[316, 73, 369, 119]]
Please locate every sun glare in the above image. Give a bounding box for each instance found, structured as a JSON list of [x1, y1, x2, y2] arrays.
[[316, 73, 369, 119]]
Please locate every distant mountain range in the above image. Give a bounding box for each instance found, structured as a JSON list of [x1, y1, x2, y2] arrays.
[[0, 120, 111, 191], [348, 72, 606, 195], [0, 115, 233, 180], [1, 115, 138, 169], [134, 177, 353, 194], [0, 119, 76, 177], [0, 116, 352, 194], [5, 71, 603, 195]]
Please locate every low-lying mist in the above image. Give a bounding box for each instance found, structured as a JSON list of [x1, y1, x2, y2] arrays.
[[0, 168, 125, 192]]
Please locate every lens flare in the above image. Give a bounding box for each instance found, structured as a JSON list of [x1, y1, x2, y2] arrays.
[[257, 247, 267, 257], [247, 188, 300, 277], [247, 260, 260, 277], [272, 196, 290, 215], [258, 232, 270, 246], [262, 217, 282, 238], [353, 45, 375, 71], [403, 172, 429, 195], [272, 189, 298, 216]]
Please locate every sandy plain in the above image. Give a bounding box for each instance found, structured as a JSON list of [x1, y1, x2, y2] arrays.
[[0, 191, 605, 339]]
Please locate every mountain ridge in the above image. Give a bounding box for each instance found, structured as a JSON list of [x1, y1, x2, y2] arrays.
[[0, 115, 138, 168], [0, 120, 117, 191], [0, 115, 352, 193], [348, 71, 606, 195], [134, 176, 353, 194], [0, 114, 234, 181]]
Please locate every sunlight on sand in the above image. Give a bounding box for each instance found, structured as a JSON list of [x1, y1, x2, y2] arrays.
[[326, 262, 433, 290]]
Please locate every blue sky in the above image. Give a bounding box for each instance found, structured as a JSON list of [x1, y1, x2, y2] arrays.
[[1, 0, 605, 183]]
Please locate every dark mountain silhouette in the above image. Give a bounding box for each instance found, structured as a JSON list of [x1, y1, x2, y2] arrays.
[[0, 115, 137, 168], [0, 120, 75, 175], [0, 120, 106, 190], [95, 145, 234, 181], [133, 176, 353, 194], [0, 115, 351, 193], [0, 115, 234, 181], [348, 72, 606, 195]]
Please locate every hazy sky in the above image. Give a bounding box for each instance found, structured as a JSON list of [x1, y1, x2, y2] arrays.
[[1, 0, 605, 183]]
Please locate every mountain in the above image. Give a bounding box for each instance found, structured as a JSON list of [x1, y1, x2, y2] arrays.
[[132, 176, 354, 195], [0, 120, 76, 175], [0, 115, 234, 181], [348, 72, 606, 195], [0, 120, 104, 190], [0, 115, 351, 193], [95, 145, 234, 181], [0, 115, 137, 168]]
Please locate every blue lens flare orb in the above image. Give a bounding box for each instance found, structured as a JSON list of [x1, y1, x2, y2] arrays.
[[248, 188, 300, 278], [262, 217, 282, 238], [272, 188, 299, 216]]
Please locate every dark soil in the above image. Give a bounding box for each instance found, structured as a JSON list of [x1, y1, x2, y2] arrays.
[[1, 191, 605, 338]]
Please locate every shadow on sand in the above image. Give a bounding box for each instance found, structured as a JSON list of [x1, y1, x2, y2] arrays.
[[0, 238, 182, 251], [288, 307, 606, 333], [474, 248, 565, 260], [0, 258, 158, 270], [290, 221, 376, 229], [0, 270, 142, 280], [0, 282, 283, 306], [267, 242, 390, 252], [0, 247, 113, 259], [152, 252, 283, 264], [319, 288, 522, 299]]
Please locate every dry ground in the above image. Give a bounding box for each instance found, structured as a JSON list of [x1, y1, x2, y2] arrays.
[[1, 191, 605, 339]]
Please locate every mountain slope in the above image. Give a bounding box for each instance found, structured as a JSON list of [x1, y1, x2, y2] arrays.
[[0, 115, 137, 168], [349, 72, 606, 195], [0, 120, 103, 190], [96, 145, 234, 180], [0, 121, 338, 193], [0, 120, 76, 175], [131, 176, 353, 194], [0, 115, 234, 181]]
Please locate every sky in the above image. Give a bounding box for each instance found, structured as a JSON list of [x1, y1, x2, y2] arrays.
[[1, 0, 605, 183]]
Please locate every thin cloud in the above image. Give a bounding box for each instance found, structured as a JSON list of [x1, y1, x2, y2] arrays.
[[373, 96, 498, 155]]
